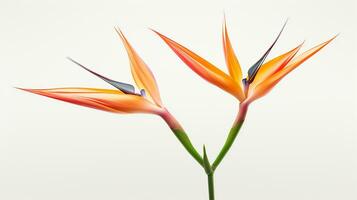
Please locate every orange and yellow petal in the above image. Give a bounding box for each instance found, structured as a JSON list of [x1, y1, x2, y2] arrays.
[[153, 30, 244, 101], [115, 29, 163, 107], [222, 19, 244, 96], [19, 87, 163, 114], [249, 43, 303, 90], [247, 36, 336, 103]]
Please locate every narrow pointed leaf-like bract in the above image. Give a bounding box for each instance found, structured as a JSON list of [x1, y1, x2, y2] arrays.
[[203, 145, 213, 174]]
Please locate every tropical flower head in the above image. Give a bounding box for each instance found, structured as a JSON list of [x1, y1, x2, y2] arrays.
[[153, 19, 336, 104], [19, 29, 182, 128]]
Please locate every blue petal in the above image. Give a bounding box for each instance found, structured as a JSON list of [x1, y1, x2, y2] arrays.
[[67, 57, 136, 94], [246, 20, 288, 83]]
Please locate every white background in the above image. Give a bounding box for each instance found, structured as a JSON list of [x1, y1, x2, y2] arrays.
[[1, 0, 356, 199]]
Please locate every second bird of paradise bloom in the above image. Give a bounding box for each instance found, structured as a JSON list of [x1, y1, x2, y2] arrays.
[[19, 18, 336, 200]]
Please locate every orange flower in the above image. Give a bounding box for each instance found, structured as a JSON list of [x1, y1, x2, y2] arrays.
[[19, 29, 180, 126], [153, 20, 336, 104]]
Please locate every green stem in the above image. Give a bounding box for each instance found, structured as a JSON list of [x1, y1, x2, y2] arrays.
[[172, 129, 204, 166], [212, 103, 248, 171], [161, 110, 204, 167], [161, 103, 249, 200], [207, 173, 215, 200]]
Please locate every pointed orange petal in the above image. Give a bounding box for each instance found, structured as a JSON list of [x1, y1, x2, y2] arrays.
[[19, 87, 162, 114], [115, 28, 163, 107], [247, 36, 336, 103], [222, 19, 244, 95], [153, 30, 244, 101], [249, 42, 303, 89]]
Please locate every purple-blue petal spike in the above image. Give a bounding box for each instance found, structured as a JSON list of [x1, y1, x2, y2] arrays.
[[67, 57, 136, 94], [246, 19, 288, 83]]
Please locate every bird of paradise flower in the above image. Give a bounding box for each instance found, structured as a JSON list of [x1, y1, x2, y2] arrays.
[[19, 19, 336, 200]]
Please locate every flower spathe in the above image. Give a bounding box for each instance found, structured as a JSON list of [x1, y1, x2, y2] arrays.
[[153, 20, 336, 105]]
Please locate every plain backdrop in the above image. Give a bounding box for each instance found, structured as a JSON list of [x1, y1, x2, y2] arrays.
[[1, 0, 356, 199]]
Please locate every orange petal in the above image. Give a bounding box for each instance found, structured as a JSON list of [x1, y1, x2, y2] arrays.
[[153, 30, 244, 101], [222, 19, 244, 96], [247, 36, 336, 103], [19, 87, 162, 114], [249, 42, 303, 90], [115, 28, 163, 107]]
